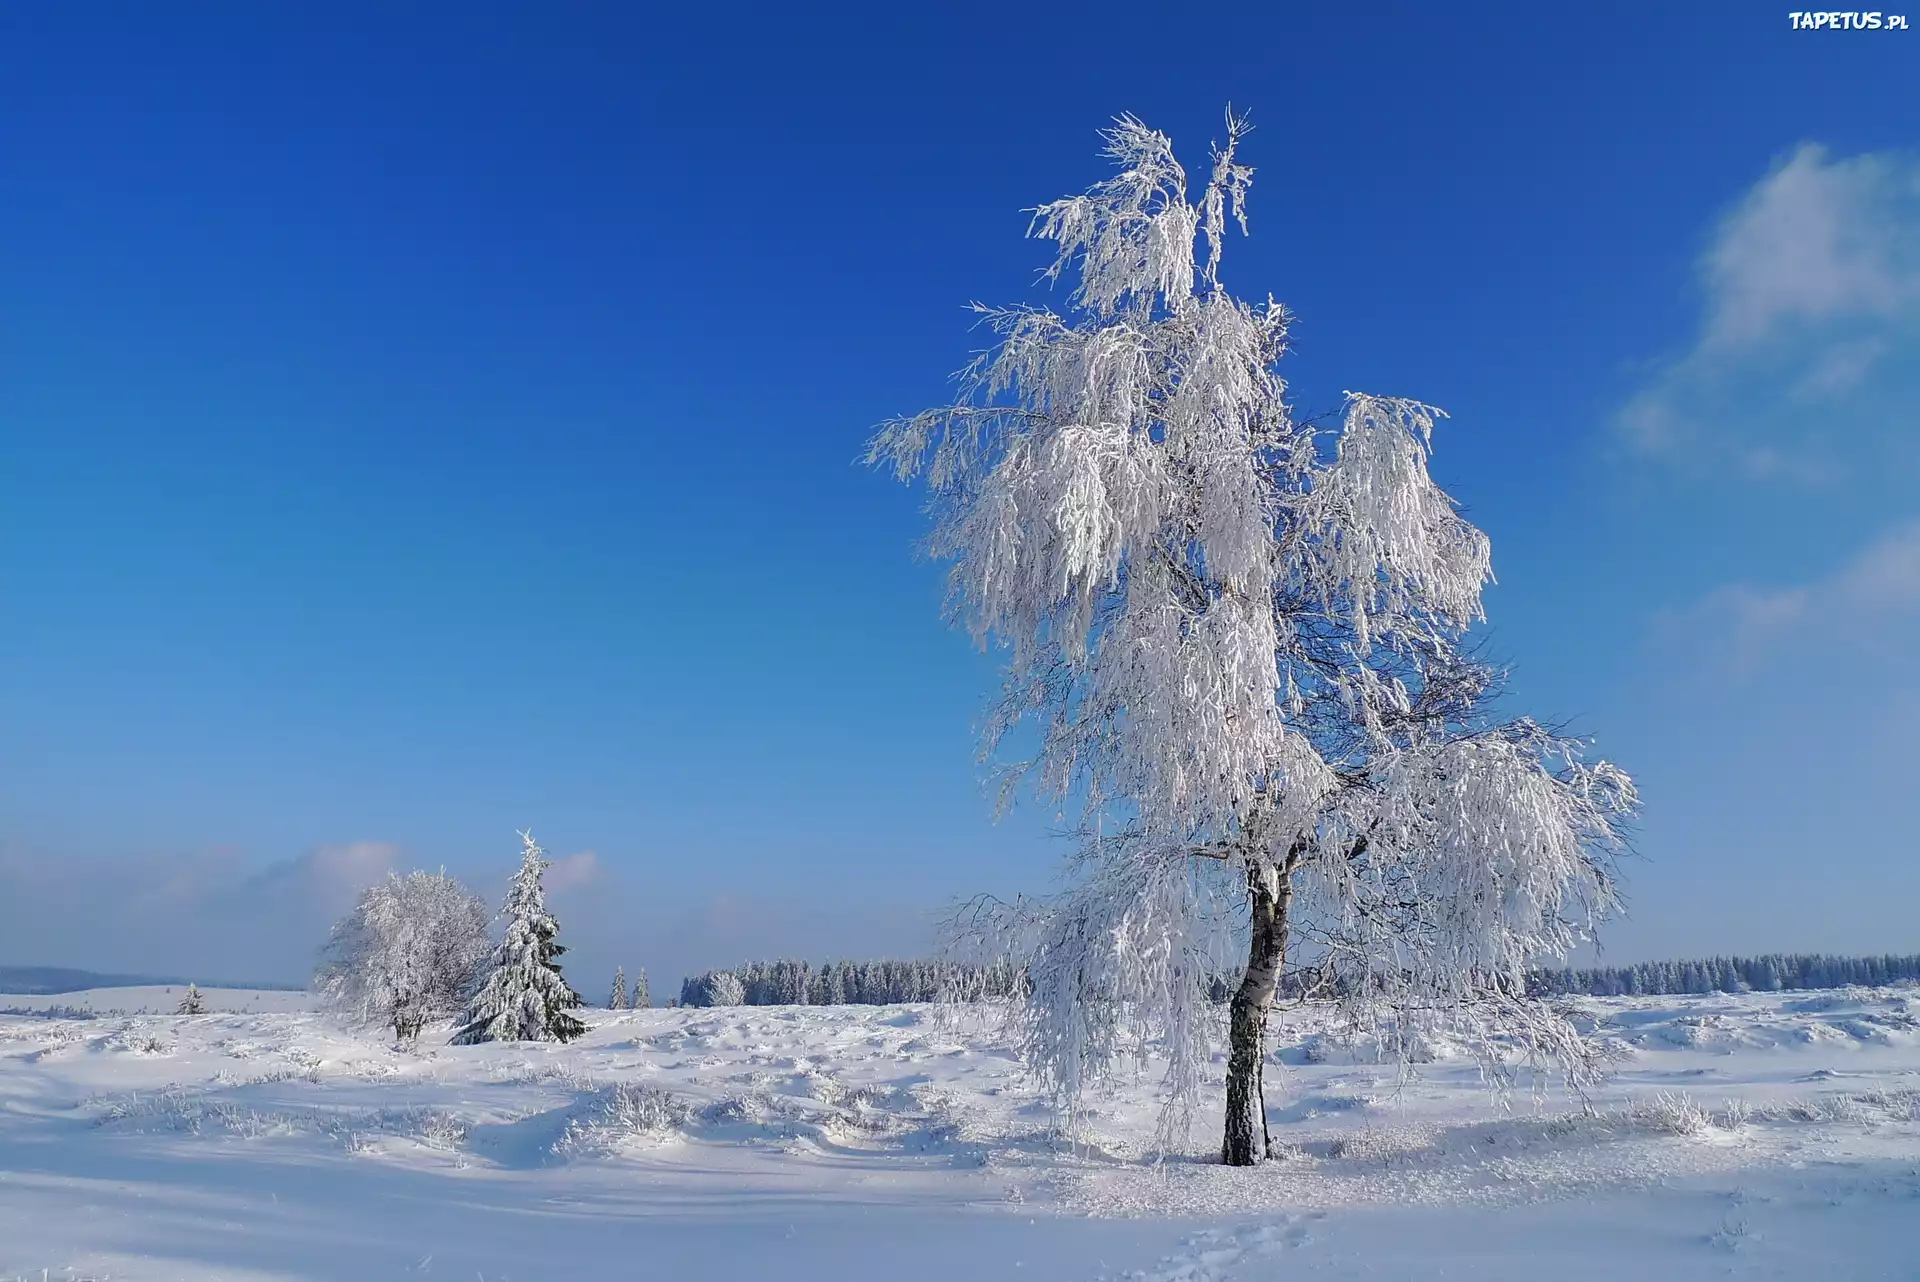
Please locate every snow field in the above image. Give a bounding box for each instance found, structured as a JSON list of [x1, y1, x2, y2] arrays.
[[0, 986, 1916, 1280]]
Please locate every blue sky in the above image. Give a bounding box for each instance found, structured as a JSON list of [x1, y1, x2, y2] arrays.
[[1, 4, 1915, 990]]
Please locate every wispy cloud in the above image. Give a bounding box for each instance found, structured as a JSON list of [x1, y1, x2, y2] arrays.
[[224, 841, 398, 904], [1657, 517, 1920, 676], [1699, 146, 1914, 348], [0, 837, 940, 995], [1617, 144, 1920, 483], [544, 849, 602, 894], [0, 841, 399, 983]]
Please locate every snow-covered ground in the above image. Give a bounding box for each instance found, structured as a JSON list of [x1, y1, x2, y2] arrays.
[[1, 986, 1915, 1281], [0, 987, 314, 1017]]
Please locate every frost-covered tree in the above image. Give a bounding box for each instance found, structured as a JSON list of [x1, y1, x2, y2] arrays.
[[609, 966, 629, 1010], [709, 970, 744, 1007], [737, 958, 813, 1005], [681, 969, 745, 1008], [176, 983, 206, 1015], [870, 113, 1637, 1165], [814, 962, 849, 1006], [451, 831, 587, 1045], [630, 968, 650, 1009], [314, 869, 491, 1040]]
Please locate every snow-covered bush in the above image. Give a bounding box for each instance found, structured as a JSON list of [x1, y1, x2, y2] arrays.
[[314, 869, 490, 1041], [1632, 1091, 1711, 1137], [404, 1108, 470, 1151], [1854, 1088, 1920, 1122], [556, 1083, 691, 1154], [0, 1004, 98, 1020], [597, 1083, 689, 1137]]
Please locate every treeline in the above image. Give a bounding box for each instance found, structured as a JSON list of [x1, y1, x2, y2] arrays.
[[667, 951, 1918, 1010], [1528, 952, 1920, 998], [678, 958, 1022, 1008]]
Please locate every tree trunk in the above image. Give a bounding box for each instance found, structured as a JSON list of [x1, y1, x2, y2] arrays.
[[1222, 861, 1290, 1166]]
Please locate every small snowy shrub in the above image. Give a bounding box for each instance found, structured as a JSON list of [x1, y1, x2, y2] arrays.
[[601, 1083, 689, 1136], [0, 1004, 98, 1020], [1634, 1091, 1710, 1137], [700, 1093, 775, 1126], [1854, 1088, 1919, 1122], [1770, 1093, 1870, 1125], [93, 1090, 186, 1129], [1811, 1093, 1869, 1124], [93, 1093, 314, 1140], [1323, 1124, 1433, 1166], [412, 1110, 470, 1151], [560, 1083, 690, 1152]]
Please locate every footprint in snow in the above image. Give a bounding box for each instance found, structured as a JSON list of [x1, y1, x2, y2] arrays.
[[1109, 1216, 1317, 1281]]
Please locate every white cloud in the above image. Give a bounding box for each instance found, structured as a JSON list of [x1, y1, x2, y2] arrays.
[[1836, 518, 1920, 612], [1618, 144, 1920, 482], [544, 849, 601, 894], [1701, 146, 1914, 348], [243, 841, 397, 898], [1791, 335, 1889, 400], [0, 838, 943, 997], [0, 840, 401, 983], [1659, 518, 1920, 675]]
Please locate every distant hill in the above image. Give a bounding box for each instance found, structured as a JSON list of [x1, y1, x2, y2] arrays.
[[0, 965, 305, 994]]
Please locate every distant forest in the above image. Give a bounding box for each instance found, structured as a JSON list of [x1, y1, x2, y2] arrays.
[[673, 952, 1919, 1008], [1527, 952, 1920, 998], [678, 959, 1020, 1008]]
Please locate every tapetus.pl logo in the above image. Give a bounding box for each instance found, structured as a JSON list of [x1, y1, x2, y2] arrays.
[[1787, 10, 1910, 27]]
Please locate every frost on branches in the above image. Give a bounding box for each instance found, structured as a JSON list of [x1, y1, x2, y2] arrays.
[[452, 832, 587, 1045], [313, 869, 491, 1041], [869, 113, 1637, 1166]]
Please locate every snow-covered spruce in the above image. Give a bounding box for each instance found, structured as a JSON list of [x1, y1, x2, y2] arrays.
[[870, 112, 1637, 1165], [176, 983, 205, 1015], [451, 832, 587, 1045], [630, 967, 650, 1010], [314, 869, 491, 1040], [609, 966, 629, 1011]]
